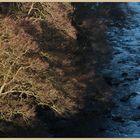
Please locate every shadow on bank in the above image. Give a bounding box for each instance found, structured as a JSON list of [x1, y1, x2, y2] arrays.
[[0, 2, 131, 137]]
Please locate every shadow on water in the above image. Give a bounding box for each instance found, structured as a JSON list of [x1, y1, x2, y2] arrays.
[[16, 11, 112, 137], [0, 2, 134, 137]]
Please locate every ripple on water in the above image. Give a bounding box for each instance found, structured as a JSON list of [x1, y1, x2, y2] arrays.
[[100, 2, 140, 137], [130, 95, 140, 108]]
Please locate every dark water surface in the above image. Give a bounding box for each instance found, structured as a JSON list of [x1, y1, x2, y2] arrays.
[[100, 2, 140, 137], [52, 3, 140, 137]]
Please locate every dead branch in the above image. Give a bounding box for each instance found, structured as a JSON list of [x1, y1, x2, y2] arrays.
[[28, 3, 35, 15]]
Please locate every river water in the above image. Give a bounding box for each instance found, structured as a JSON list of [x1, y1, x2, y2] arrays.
[[99, 2, 140, 137], [51, 3, 140, 138]]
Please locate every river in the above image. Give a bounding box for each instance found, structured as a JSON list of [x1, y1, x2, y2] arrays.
[[99, 2, 140, 137], [50, 3, 140, 138]]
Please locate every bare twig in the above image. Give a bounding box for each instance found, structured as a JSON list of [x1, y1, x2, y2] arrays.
[[0, 90, 35, 97], [28, 3, 35, 15]]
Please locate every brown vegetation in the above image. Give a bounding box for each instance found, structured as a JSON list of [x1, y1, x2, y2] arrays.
[[0, 3, 112, 137]]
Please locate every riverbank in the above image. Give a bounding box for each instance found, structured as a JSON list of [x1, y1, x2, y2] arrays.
[[0, 3, 112, 137]]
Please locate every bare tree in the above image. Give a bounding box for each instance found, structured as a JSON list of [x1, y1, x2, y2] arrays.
[[0, 43, 45, 99]]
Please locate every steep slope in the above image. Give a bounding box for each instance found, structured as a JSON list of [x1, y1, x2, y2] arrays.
[[0, 3, 111, 137]]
